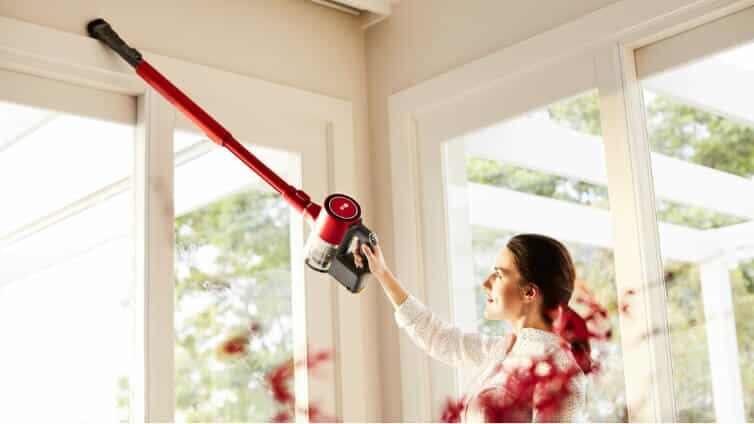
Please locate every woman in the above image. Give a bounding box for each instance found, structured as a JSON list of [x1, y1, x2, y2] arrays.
[[354, 233, 589, 422]]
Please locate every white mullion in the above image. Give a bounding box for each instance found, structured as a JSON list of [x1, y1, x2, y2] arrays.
[[416, 124, 457, 420], [133, 88, 175, 423], [296, 135, 339, 422], [442, 139, 477, 396], [289, 150, 311, 423], [595, 45, 677, 422]]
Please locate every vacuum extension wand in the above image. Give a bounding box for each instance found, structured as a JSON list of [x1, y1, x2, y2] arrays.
[[87, 18, 377, 293]]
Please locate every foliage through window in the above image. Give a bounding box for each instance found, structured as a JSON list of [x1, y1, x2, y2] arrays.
[[173, 132, 294, 422]]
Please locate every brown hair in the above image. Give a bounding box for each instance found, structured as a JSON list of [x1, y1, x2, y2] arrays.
[[506, 233, 592, 373]]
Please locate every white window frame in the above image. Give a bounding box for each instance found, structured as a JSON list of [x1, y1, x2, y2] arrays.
[[387, 0, 754, 421], [0, 15, 368, 423]]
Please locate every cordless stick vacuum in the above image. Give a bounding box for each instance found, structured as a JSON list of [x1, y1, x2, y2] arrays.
[[87, 19, 377, 293]]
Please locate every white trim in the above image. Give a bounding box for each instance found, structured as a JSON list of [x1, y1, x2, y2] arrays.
[[417, 110, 457, 418], [636, 3, 754, 78], [388, 107, 433, 421], [595, 45, 677, 421], [1, 15, 366, 422], [0, 67, 135, 124], [443, 140, 479, 398], [133, 89, 176, 422], [387, 0, 754, 421], [338, 0, 393, 15]]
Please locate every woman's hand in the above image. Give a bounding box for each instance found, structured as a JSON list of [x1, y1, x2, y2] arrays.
[[353, 241, 408, 309], [352, 242, 389, 279]]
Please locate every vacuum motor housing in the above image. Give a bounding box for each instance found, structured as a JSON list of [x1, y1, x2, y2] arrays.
[[304, 194, 378, 293]]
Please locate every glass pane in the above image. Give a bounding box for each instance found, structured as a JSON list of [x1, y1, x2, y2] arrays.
[[453, 91, 627, 421], [0, 101, 134, 235], [641, 40, 754, 422], [173, 130, 295, 422], [0, 103, 133, 422], [0, 101, 56, 147]]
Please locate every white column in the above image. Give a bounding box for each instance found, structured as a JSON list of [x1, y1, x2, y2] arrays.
[[133, 89, 175, 423], [699, 258, 745, 423]]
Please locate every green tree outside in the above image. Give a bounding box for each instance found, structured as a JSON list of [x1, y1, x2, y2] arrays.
[[173, 189, 293, 422]]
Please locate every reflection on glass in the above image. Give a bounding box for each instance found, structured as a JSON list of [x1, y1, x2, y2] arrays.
[[642, 40, 754, 422], [173, 131, 294, 422], [462, 92, 628, 422]]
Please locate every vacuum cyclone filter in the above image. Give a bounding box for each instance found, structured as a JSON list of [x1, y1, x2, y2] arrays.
[[304, 235, 338, 272]]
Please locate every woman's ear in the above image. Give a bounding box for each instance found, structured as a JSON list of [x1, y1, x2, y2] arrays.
[[520, 282, 539, 303]]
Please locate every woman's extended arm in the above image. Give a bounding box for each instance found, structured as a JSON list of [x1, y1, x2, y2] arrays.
[[354, 242, 408, 309], [356, 243, 513, 369]]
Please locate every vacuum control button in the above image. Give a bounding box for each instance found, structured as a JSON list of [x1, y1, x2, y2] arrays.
[[328, 196, 359, 220]]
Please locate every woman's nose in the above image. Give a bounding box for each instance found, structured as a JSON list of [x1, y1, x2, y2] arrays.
[[482, 275, 491, 289]]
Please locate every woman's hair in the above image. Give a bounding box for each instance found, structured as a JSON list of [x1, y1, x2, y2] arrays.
[[506, 233, 593, 373]]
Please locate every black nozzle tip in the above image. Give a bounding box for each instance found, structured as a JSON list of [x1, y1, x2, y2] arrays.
[[86, 18, 109, 38]]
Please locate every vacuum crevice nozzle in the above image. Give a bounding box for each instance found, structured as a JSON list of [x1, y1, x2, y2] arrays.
[[85, 18, 143, 69], [86, 18, 109, 38]]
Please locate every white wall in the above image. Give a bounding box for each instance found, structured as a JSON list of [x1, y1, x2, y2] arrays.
[[365, 1, 618, 420], [0, 0, 381, 421]]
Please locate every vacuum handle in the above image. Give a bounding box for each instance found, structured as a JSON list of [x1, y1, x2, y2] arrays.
[[328, 223, 378, 294]]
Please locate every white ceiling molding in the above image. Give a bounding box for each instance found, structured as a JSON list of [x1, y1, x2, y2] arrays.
[[310, 0, 399, 29]]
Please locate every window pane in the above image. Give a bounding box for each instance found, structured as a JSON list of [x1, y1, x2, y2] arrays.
[[0, 103, 133, 422], [641, 40, 754, 422], [173, 130, 295, 422], [0, 101, 134, 235], [455, 91, 627, 422]]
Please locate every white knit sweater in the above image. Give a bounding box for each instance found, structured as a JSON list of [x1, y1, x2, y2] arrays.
[[394, 294, 588, 423]]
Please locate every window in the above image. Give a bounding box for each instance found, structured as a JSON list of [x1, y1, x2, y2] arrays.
[[639, 41, 754, 422], [172, 130, 297, 422], [0, 100, 134, 422], [451, 92, 628, 422]]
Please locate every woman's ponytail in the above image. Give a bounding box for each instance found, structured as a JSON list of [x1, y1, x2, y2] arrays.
[[550, 302, 593, 374]]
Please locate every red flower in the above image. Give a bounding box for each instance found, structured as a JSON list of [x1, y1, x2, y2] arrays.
[[270, 411, 291, 422], [218, 335, 249, 358], [477, 353, 580, 422], [266, 347, 338, 422], [267, 359, 295, 405], [440, 396, 466, 423]]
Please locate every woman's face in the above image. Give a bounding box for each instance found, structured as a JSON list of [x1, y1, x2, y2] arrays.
[[482, 247, 527, 321]]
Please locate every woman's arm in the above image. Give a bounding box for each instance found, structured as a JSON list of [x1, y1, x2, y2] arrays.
[[355, 242, 407, 309], [357, 243, 513, 369], [375, 266, 409, 310]]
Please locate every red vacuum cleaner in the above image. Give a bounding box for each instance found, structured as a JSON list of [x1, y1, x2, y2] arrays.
[[87, 18, 377, 294]]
